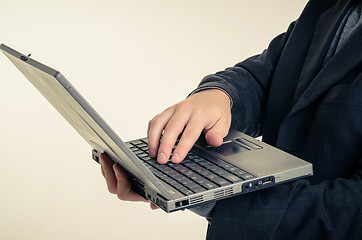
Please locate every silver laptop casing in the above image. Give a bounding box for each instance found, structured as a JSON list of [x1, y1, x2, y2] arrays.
[[0, 44, 313, 212]]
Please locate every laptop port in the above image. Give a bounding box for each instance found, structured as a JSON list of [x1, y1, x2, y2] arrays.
[[175, 199, 189, 208], [242, 177, 275, 192], [92, 149, 100, 163], [262, 177, 273, 185], [244, 182, 253, 191]]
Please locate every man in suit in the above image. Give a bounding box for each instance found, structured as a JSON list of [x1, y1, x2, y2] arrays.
[[101, 0, 362, 239]]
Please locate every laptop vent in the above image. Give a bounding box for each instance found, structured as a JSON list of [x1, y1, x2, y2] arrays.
[[190, 195, 203, 205], [190, 188, 234, 205], [214, 190, 224, 199], [214, 187, 234, 200], [224, 187, 233, 196]]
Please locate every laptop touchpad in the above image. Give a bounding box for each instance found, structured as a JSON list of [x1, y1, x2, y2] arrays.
[[211, 141, 249, 156]]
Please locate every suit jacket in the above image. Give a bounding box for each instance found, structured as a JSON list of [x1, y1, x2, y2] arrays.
[[197, 0, 362, 239]]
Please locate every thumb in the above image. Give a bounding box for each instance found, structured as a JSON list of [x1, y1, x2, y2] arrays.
[[204, 119, 230, 147]]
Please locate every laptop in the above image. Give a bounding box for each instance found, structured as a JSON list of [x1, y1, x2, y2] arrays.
[[0, 44, 313, 212]]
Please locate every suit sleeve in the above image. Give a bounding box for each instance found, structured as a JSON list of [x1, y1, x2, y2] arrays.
[[191, 8, 362, 239], [193, 21, 296, 137], [198, 32, 362, 238], [199, 34, 362, 240]]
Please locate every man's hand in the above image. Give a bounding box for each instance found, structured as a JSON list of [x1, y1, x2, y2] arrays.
[[100, 89, 231, 207], [147, 89, 231, 164], [100, 153, 158, 209]]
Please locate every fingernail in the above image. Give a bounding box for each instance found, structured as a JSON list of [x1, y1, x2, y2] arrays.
[[149, 148, 156, 158], [112, 164, 120, 178], [171, 153, 180, 163], [157, 152, 166, 163]]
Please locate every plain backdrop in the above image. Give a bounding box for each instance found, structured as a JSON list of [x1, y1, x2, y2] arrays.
[[0, 1, 308, 239]]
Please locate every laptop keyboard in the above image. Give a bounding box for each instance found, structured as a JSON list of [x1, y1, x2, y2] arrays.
[[128, 139, 255, 196]]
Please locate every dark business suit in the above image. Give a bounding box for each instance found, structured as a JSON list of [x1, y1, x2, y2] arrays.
[[197, 0, 362, 239]]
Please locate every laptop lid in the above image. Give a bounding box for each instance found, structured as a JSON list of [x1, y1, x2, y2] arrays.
[[0, 43, 173, 200]]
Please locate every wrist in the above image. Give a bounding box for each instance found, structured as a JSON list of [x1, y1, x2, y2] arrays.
[[188, 87, 232, 109]]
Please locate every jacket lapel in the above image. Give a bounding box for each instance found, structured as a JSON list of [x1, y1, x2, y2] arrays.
[[289, 24, 362, 115], [292, 1, 351, 103], [263, 0, 357, 146]]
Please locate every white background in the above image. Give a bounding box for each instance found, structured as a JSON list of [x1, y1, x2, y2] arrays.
[[0, 1, 307, 239]]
